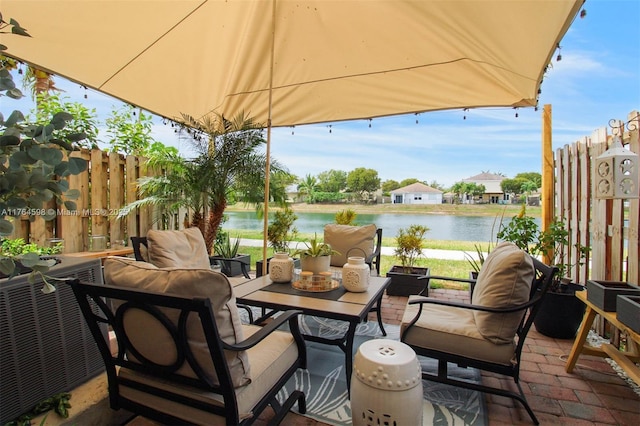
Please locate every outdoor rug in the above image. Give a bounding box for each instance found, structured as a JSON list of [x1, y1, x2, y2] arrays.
[[275, 316, 488, 426]]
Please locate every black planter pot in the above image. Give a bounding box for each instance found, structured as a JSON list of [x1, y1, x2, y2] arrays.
[[534, 283, 587, 339], [210, 254, 251, 277], [386, 266, 430, 296]]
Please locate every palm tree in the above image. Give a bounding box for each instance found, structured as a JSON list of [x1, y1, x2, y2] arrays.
[[126, 112, 290, 253], [297, 174, 318, 203]]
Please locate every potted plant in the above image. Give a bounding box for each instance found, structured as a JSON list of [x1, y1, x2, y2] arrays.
[[257, 206, 299, 276], [292, 233, 339, 274], [212, 231, 250, 277], [386, 224, 430, 296], [497, 205, 590, 339]]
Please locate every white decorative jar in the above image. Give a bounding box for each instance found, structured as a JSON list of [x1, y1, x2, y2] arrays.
[[269, 252, 294, 283], [351, 339, 423, 426], [342, 256, 370, 292]]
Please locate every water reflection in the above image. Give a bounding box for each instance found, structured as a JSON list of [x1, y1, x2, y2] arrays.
[[223, 211, 540, 242]]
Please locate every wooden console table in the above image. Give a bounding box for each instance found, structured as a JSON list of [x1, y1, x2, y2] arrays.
[[66, 247, 134, 264], [565, 290, 640, 384]]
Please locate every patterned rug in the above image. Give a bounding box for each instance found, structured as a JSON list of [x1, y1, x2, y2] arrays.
[[276, 316, 488, 425]]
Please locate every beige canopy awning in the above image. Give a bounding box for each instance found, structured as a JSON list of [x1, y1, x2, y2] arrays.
[[1, 0, 585, 272], [1, 0, 583, 127]]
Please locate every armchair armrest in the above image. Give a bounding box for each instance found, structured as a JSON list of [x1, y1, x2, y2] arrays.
[[222, 310, 306, 369], [222, 310, 304, 351], [407, 295, 538, 314], [209, 256, 251, 279]]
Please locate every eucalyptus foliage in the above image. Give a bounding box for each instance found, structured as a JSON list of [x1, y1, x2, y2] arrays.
[[1, 18, 88, 290]]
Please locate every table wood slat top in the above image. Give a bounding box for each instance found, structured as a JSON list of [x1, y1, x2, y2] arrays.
[[234, 275, 390, 321]]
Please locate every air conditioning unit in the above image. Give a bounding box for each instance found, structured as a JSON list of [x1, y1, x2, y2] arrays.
[[0, 257, 106, 424]]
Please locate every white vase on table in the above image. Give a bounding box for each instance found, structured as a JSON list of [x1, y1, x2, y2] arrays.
[[342, 256, 370, 292], [269, 252, 294, 283]]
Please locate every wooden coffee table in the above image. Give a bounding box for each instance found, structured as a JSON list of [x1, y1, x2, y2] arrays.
[[234, 275, 391, 390]]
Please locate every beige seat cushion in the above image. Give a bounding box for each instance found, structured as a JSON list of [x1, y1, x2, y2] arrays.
[[103, 256, 250, 387], [324, 223, 377, 267], [118, 324, 299, 424], [472, 242, 534, 344], [147, 227, 211, 269], [401, 298, 516, 365]]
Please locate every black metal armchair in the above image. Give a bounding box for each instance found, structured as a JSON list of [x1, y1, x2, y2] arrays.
[[400, 243, 557, 425], [67, 277, 306, 425]]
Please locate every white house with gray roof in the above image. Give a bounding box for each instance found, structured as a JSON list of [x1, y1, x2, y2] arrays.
[[462, 172, 508, 204], [390, 182, 443, 204]]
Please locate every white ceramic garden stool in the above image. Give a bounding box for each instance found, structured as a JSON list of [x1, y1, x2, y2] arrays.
[[351, 339, 423, 426]]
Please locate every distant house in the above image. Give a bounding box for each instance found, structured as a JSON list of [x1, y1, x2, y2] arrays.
[[462, 172, 508, 204], [390, 182, 443, 205]]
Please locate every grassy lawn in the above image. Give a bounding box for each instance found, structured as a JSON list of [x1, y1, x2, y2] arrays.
[[228, 229, 486, 252]]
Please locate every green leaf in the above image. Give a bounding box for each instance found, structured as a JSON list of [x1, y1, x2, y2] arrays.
[[51, 112, 73, 130], [4, 110, 25, 127], [56, 179, 70, 192], [0, 221, 17, 237], [67, 132, 88, 142], [10, 151, 37, 167], [49, 138, 74, 150], [41, 147, 65, 165], [41, 280, 57, 294], [64, 200, 77, 211], [67, 157, 88, 174], [0, 135, 20, 147], [0, 75, 16, 91], [19, 252, 41, 267], [0, 258, 15, 275], [28, 171, 50, 190], [54, 161, 70, 176], [64, 188, 80, 199], [34, 124, 56, 142], [41, 210, 56, 221], [27, 190, 52, 205], [6, 87, 23, 99]]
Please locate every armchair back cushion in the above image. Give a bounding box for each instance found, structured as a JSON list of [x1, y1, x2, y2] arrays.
[[324, 223, 377, 267], [472, 242, 534, 344], [147, 228, 211, 269], [103, 256, 250, 387]]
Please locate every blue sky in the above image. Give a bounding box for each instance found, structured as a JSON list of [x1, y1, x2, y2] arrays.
[[9, 0, 640, 188]]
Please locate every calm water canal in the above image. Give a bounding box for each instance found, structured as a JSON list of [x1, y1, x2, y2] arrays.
[[223, 211, 540, 242]]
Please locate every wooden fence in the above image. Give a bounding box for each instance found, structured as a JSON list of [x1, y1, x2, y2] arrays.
[[554, 110, 639, 287], [554, 110, 639, 342], [9, 149, 157, 252]]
